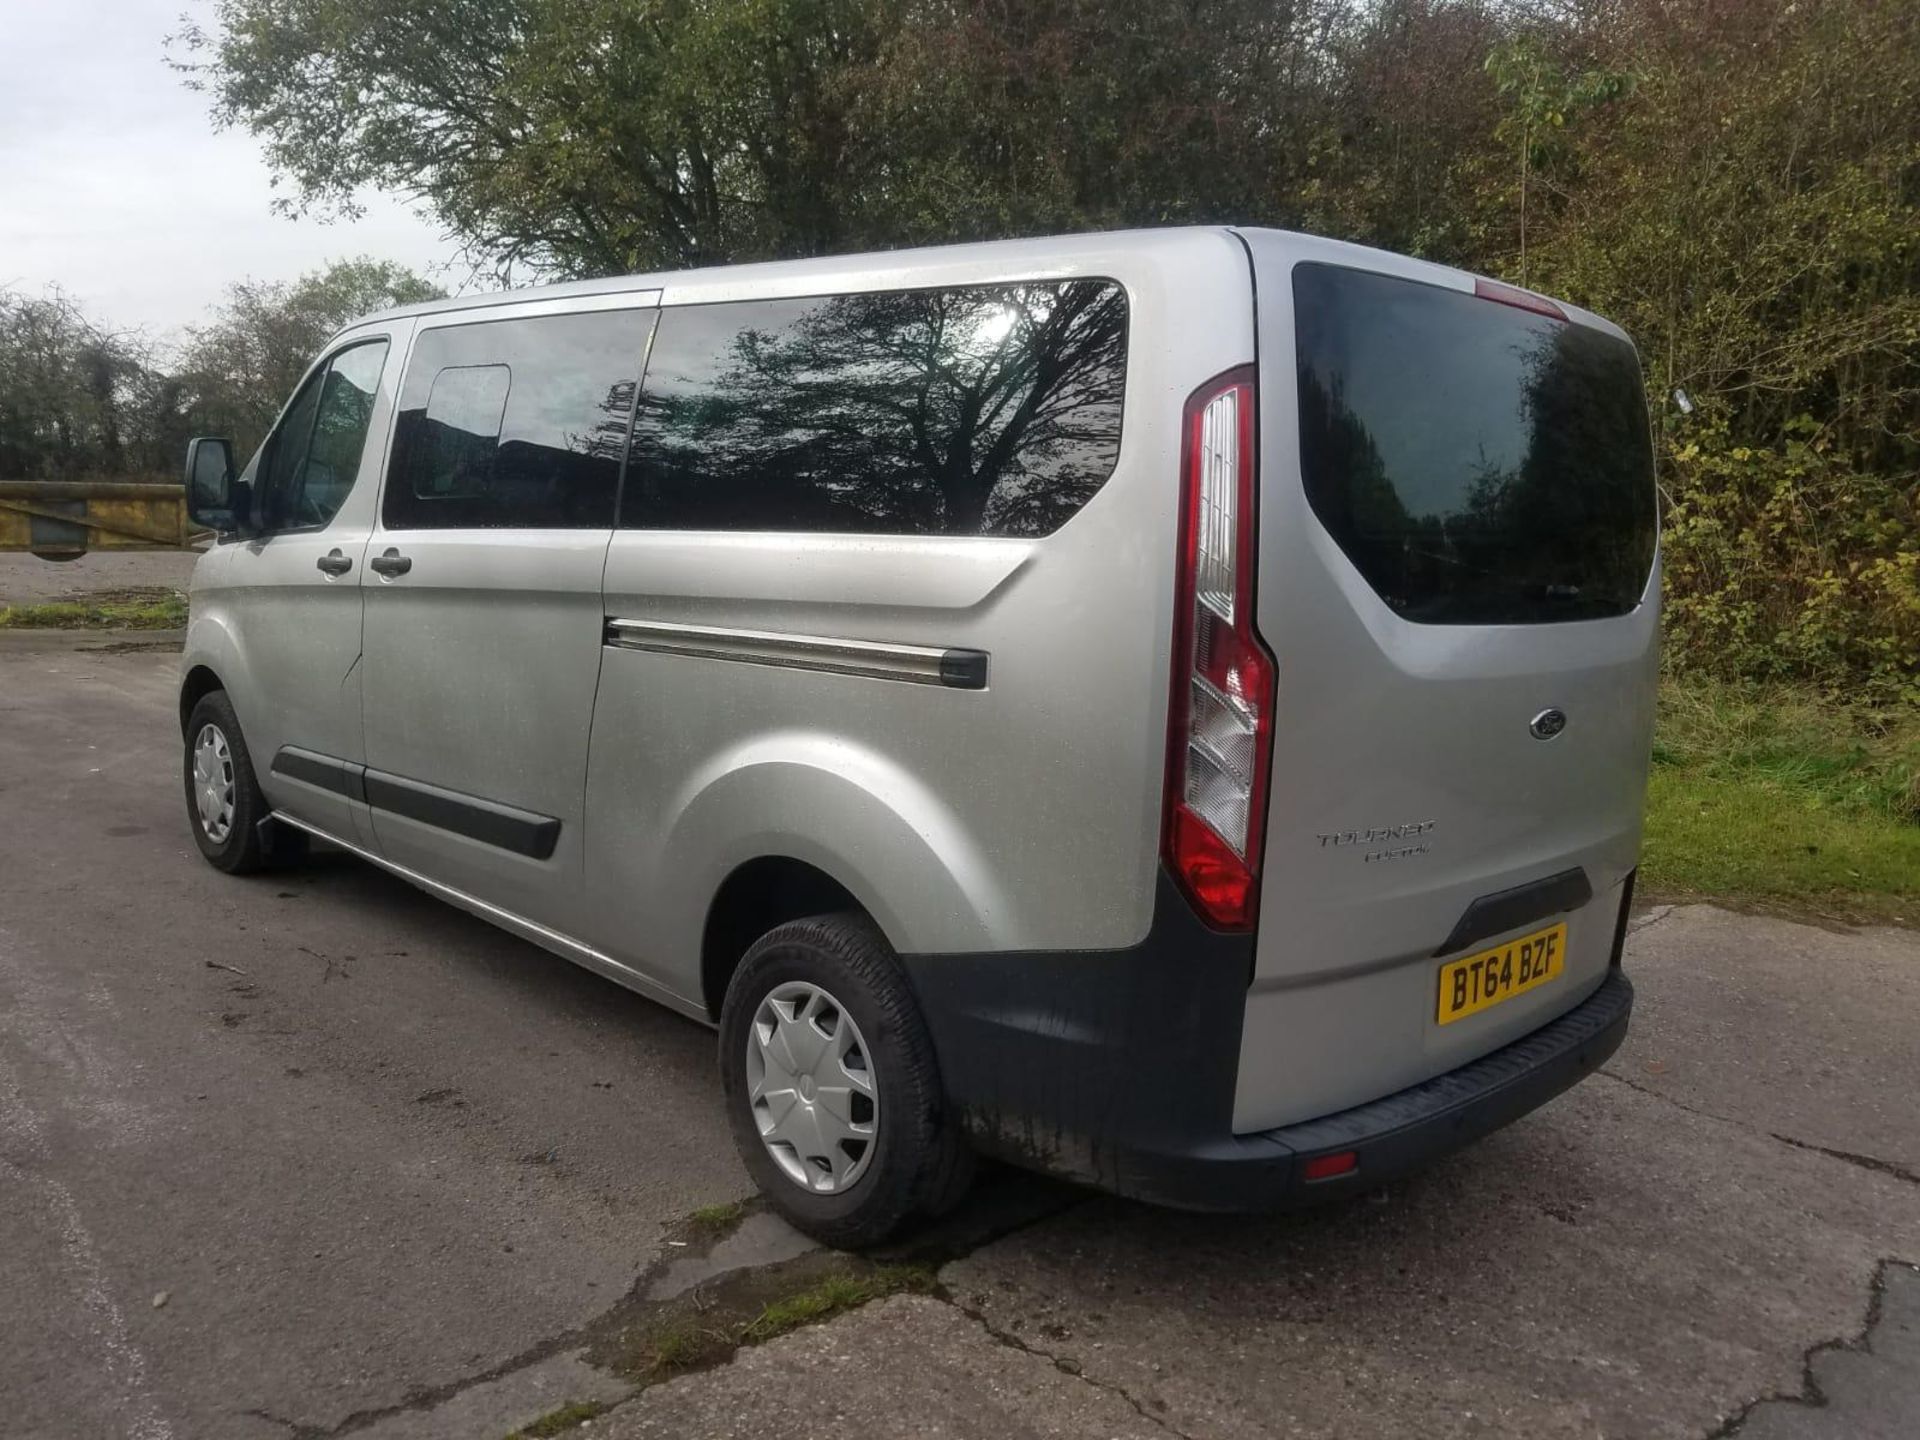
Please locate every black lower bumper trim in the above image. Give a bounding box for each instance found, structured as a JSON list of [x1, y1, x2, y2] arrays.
[[1126, 969, 1633, 1210], [902, 868, 1633, 1211]]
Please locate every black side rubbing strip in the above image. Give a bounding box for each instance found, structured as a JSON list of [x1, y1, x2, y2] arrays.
[[361, 769, 562, 861], [938, 649, 989, 690], [1435, 866, 1593, 957], [270, 747, 559, 859], [271, 746, 366, 803]]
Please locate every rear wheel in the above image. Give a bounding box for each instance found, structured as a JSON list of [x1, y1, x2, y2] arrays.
[[718, 912, 971, 1248], [183, 691, 300, 873]]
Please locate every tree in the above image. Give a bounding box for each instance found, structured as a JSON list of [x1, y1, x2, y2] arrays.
[[173, 0, 896, 277], [170, 0, 1917, 695], [0, 290, 178, 480], [633, 280, 1127, 535], [173, 0, 1361, 276], [176, 257, 442, 461]]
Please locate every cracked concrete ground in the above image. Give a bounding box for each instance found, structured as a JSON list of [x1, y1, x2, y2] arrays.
[[4, 645, 1917, 1439]]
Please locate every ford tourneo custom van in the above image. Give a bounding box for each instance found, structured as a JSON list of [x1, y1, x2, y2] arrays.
[[178, 228, 1658, 1246]]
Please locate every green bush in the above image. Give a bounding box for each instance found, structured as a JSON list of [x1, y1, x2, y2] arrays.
[[1660, 420, 1920, 704]]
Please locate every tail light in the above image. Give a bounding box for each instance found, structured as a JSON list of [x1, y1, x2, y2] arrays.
[[1163, 366, 1275, 931]]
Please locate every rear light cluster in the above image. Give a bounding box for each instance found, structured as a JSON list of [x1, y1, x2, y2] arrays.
[[1163, 367, 1276, 931]]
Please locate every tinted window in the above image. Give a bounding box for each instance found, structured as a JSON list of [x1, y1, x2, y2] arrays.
[[384, 310, 651, 530], [623, 280, 1127, 536], [257, 370, 324, 527], [413, 367, 509, 499], [299, 343, 389, 525], [256, 339, 388, 532], [1294, 263, 1655, 625]]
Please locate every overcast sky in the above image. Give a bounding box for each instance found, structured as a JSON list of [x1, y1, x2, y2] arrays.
[[0, 0, 470, 346]]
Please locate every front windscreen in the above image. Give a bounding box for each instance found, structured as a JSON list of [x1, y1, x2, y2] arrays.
[[1293, 262, 1656, 625]]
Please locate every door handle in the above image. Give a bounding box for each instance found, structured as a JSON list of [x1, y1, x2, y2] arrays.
[[369, 548, 412, 578], [315, 549, 353, 577]]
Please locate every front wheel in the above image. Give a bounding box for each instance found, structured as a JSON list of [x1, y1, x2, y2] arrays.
[[718, 913, 971, 1248], [183, 691, 292, 873]]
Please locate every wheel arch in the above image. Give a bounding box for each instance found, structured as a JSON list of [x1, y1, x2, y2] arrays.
[[179, 663, 226, 736], [700, 856, 865, 1022]]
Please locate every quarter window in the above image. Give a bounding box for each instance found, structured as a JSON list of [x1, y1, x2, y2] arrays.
[[384, 310, 652, 530], [622, 280, 1128, 536]]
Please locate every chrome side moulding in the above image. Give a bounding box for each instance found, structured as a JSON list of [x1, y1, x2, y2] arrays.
[[603, 617, 988, 690]]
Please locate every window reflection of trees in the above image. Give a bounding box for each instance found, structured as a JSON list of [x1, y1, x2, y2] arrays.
[[386, 314, 646, 530], [1300, 307, 1653, 624], [627, 281, 1128, 536]]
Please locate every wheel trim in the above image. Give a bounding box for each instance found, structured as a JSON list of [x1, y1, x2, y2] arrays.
[[192, 723, 237, 844], [746, 980, 879, 1194]]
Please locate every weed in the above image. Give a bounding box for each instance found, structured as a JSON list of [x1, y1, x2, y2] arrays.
[[637, 1318, 734, 1378], [506, 1399, 609, 1438], [0, 590, 186, 630], [682, 1199, 749, 1239], [739, 1264, 935, 1343]]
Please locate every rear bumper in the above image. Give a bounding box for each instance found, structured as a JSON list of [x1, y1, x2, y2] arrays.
[[1098, 968, 1630, 1210], [900, 871, 1632, 1210]]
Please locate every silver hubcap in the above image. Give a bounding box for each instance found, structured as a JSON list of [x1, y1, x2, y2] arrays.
[[192, 723, 236, 843], [746, 981, 879, 1194]]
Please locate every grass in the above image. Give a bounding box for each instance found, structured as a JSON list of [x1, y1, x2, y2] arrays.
[[618, 1261, 937, 1383], [737, 1264, 934, 1343], [0, 589, 186, 630], [505, 1400, 610, 1438], [681, 1199, 750, 1239], [1643, 676, 1920, 922]]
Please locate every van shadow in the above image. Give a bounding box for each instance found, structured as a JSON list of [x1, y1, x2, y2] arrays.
[[251, 842, 1617, 1297], [281, 843, 710, 1035]]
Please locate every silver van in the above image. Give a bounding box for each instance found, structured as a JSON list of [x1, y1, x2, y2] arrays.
[[179, 227, 1657, 1245]]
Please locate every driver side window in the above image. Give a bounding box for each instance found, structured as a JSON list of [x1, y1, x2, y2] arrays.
[[258, 339, 390, 533]]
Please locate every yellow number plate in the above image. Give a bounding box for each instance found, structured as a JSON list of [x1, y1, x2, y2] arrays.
[[1436, 922, 1567, 1025]]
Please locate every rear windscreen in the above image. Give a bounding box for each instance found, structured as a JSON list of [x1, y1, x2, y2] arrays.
[[1293, 263, 1656, 625]]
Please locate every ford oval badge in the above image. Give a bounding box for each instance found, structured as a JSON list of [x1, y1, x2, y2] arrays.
[[1530, 708, 1568, 740]]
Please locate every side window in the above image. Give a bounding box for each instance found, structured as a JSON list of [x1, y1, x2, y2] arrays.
[[257, 339, 390, 532], [255, 371, 324, 526], [415, 367, 510, 498], [621, 279, 1128, 537], [298, 343, 389, 526], [383, 309, 652, 530]]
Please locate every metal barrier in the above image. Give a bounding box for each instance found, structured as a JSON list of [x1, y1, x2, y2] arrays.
[[0, 481, 203, 559]]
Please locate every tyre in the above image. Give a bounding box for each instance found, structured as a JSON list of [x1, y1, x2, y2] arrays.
[[183, 690, 294, 874], [719, 912, 972, 1248]]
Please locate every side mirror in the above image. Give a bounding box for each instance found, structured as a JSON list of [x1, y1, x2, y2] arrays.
[[184, 437, 245, 532]]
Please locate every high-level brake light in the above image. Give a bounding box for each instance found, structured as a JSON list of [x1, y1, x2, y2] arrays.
[[1473, 276, 1567, 321], [1163, 367, 1276, 931]]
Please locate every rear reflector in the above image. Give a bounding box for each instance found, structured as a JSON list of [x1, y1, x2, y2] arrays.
[[1473, 276, 1567, 321], [1163, 366, 1275, 931], [1303, 1150, 1359, 1182]]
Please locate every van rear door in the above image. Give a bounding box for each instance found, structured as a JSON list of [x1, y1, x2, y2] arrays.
[[1231, 232, 1659, 1133]]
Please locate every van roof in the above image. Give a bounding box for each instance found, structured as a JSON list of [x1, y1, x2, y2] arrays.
[[345, 225, 1249, 330], [339, 224, 1621, 346]]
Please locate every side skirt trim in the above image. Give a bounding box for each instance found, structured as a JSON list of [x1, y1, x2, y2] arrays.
[[269, 811, 709, 1026], [362, 769, 561, 860], [268, 747, 560, 860], [270, 745, 367, 803]]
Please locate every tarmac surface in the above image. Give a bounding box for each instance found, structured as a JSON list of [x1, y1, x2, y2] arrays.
[[3, 635, 1915, 1439]]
